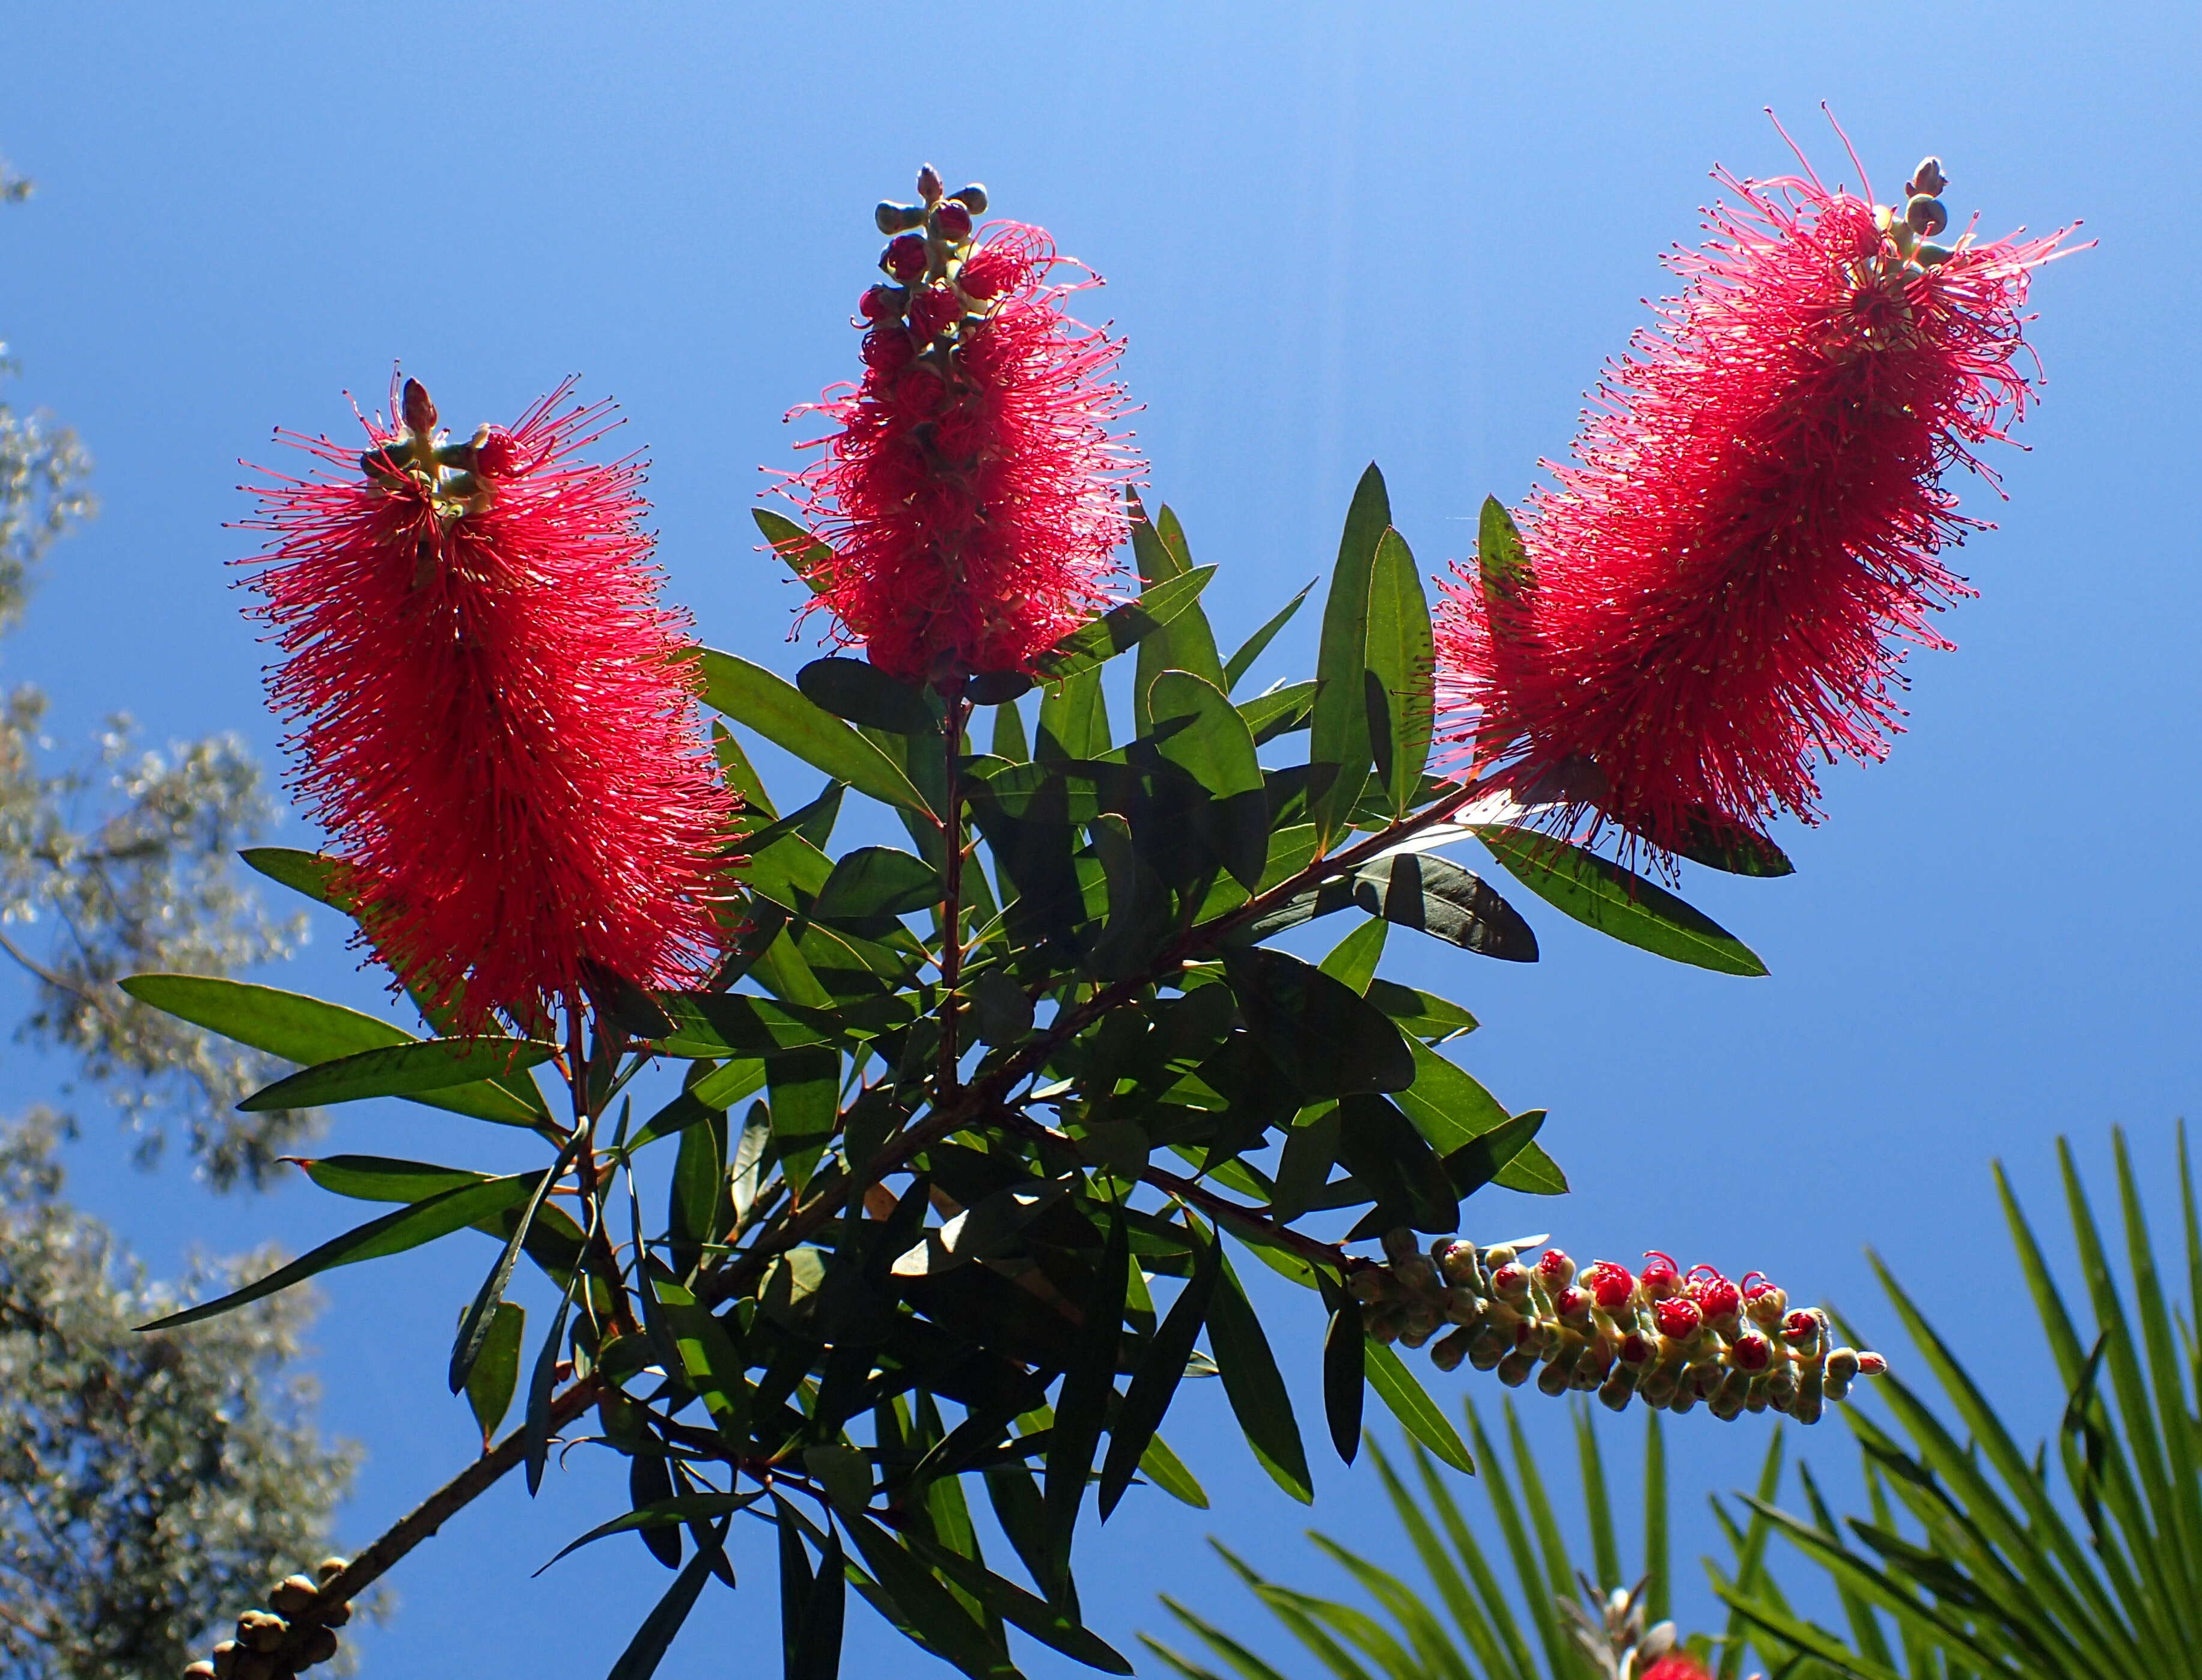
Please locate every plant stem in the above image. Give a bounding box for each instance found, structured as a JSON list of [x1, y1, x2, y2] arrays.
[[706, 776, 1495, 1305], [936, 695, 969, 1108], [260, 1375, 605, 1666]]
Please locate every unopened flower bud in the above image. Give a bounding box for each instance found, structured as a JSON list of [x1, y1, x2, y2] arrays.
[[314, 1557, 347, 1583], [1496, 1347, 1537, 1387], [1653, 1297, 1702, 1340], [1469, 1325, 1510, 1369], [212, 1641, 239, 1680], [269, 1575, 320, 1614], [916, 163, 945, 202], [298, 1625, 341, 1667], [1915, 242, 1955, 266], [1639, 1251, 1681, 1298], [323, 1601, 352, 1628], [951, 183, 989, 215], [1856, 1350, 1888, 1377], [932, 201, 974, 242], [1555, 1285, 1590, 1321], [1638, 1365, 1680, 1408], [1430, 1325, 1474, 1371], [1398, 1302, 1440, 1348], [1640, 1621, 1678, 1661], [1782, 1308, 1822, 1350], [1825, 1347, 1861, 1384], [236, 1611, 287, 1654], [1689, 1267, 1742, 1323], [1743, 1277, 1787, 1326], [1729, 1330, 1772, 1372], [874, 201, 926, 235], [1907, 156, 1948, 198], [1535, 1248, 1575, 1288], [859, 285, 905, 323], [1538, 1353, 1578, 1396], [881, 234, 928, 283], [401, 378, 438, 437], [1349, 1268, 1389, 1306], [1618, 1331, 1653, 1366], [910, 286, 961, 340], [185, 1664, 218, 1679], [1443, 1286, 1485, 1327], [1582, 1259, 1633, 1310], [1906, 195, 1950, 237], [1598, 1365, 1638, 1411], [1490, 1262, 1530, 1300], [1481, 1243, 1517, 1269], [1436, 1238, 1484, 1289], [1709, 1368, 1751, 1420]]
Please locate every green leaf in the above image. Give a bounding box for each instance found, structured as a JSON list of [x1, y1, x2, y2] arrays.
[[1394, 1040, 1510, 1151], [237, 1036, 557, 1112], [697, 649, 932, 817], [1149, 671, 1263, 799], [902, 1528, 1136, 1675], [296, 1154, 486, 1202], [465, 1300, 525, 1444], [119, 973, 547, 1127], [1132, 497, 1227, 733], [137, 1172, 544, 1331], [1223, 946, 1414, 1097], [450, 1134, 573, 1393], [1442, 1110, 1553, 1198], [1045, 1205, 1128, 1593], [1323, 1300, 1366, 1464], [1349, 853, 1537, 962], [1309, 464, 1390, 850], [1224, 580, 1316, 694], [991, 698, 1029, 762], [1236, 680, 1316, 744], [1493, 1140, 1568, 1196], [1137, 1434, 1210, 1509], [1208, 1253, 1313, 1503], [754, 507, 834, 593], [1477, 827, 1769, 976], [606, 1542, 719, 1680], [1035, 663, 1111, 760], [808, 846, 941, 926], [1476, 496, 1533, 610], [841, 1514, 1019, 1680], [779, 1505, 847, 1680], [1100, 1223, 1220, 1520], [1364, 528, 1435, 815], [1337, 1092, 1459, 1235], [766, 1047, 838, 1192], [1318, 918, 1387, 995], [797, 657, 937, 735], [1365, 980, 1477, 1044], [1034, 566, 1218, 682], [543, 1492, 761, 1572], [654, 993, 838, 1058], [1362, 1340, 1474, 1473]]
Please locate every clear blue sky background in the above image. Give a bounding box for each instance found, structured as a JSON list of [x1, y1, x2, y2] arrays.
[[4, 4, 2195, 1675]]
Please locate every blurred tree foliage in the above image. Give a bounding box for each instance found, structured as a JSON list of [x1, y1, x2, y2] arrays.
[[0, 161, 354, 1676]]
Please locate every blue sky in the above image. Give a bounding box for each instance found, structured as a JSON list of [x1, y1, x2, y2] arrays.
[[4, 2, 2196, 1674]]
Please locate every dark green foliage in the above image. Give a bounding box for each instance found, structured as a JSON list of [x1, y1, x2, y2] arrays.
[[131, 475, 1791, 1678]]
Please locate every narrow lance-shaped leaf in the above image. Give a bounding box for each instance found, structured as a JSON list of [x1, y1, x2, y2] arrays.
[[138, 1172, 544, 1332], [1207, 1252, 1313, 1503], [697, 648, 933, 817], [1309, 463, 1390, 850], [1224, 579, 1316, 694], [1100, 1222, 1221, 1519], [239, 1035, 558, 1112], [1034, 565, 1218, 682], [1365, 526, 1436, 815], [1477, 827, 1769, 977]]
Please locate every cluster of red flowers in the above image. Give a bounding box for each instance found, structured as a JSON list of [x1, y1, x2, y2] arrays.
[[1355, 1231, 1886, 1424], [242, 377, 735, 1037], [1436, 146, 2071, 859], [778, 165, 1140, 685]]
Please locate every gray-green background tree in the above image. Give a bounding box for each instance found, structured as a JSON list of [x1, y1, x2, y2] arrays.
[[0, 159, 355, 1678]]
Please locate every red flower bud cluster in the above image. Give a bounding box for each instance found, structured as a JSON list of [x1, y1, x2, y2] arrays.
[[1351, 1229, 1886, 1423], [779, 165, 1139, 685]]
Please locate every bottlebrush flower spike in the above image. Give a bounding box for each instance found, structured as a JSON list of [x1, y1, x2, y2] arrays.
[[1436, 137, 2074, 859], [777, 165, 1140, 686], [1355, 1231, 1887, 1423], [242, 376, 736, 1036]]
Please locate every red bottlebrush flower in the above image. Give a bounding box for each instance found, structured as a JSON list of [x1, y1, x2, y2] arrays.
[[242, 376, 736, 1036], [1653, 1297, 1703, 1340], [1640, 1658, 1713, 1680], [781, 173, 1140, 685], [1730, 1331, 1773, 1372], [1639, 1250, 1682, 1298], [1687, 1265, 1743, 1323], [1436, 139, 2073, 856]]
